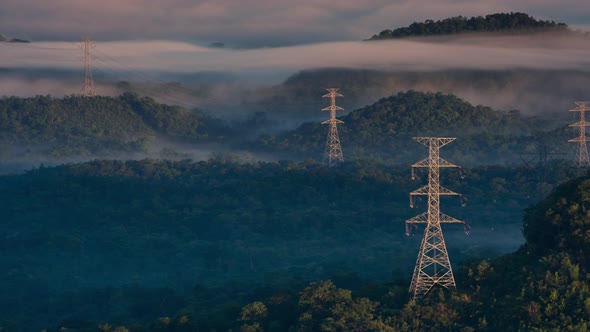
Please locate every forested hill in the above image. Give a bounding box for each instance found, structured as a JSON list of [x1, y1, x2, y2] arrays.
[[369, 12, 568, 40], [0, 93, 227, 158], [227, 175, 590, 332], [255, 90, 565, 165], [10, 160, 586, 331]]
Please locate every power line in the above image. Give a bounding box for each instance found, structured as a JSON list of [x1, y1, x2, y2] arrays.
[[92, 48, 199, 96], [92, 65, 196, 109], [91, 49, 200, 102], [0, 40, 77, 51], [0, 39, 199, 108]]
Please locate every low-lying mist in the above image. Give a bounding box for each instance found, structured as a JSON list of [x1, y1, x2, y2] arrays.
[[1, 32, 589, 122], [2, 33, 590, 74]]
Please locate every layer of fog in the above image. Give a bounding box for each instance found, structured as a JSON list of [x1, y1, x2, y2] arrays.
[[3, 68, 589, 119], [1, 33, 589, 114], [1, 33, 590, 75], [0, 138, 276, 175]]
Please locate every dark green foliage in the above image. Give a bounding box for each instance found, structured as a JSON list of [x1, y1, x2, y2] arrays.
[[296, 280, 392, 331], [229, 176, 590, 332], [341, 90, 524, 135], [0, 93, 226, 158], [524, 176, 590, 257], [448, 177, 590, 331], [0, 159, 584, 330], [256, 90, 562, 165], [370, 12, 569, 40]]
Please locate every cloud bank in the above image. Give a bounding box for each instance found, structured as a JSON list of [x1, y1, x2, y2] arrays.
[[1, 34, 589, 77], [1, 0, 590, 46]]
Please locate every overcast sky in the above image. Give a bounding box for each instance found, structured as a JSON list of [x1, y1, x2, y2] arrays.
[[1, 0, 590, 47]]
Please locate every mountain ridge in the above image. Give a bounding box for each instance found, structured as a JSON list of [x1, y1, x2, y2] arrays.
[[369, 12, 569, 40], [254, 90, 566, 165]]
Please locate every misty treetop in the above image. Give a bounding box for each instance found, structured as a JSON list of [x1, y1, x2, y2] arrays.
[[255, 90, 564, 165], [369, 12, 569, 40], [0, 93, 228, 158]]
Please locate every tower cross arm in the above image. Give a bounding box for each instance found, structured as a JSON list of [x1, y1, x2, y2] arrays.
[[406, 212, 428, 224], [568, 121, 590, 127], [440, 213, 471, 234], [409, 185, 458, 196], [409, 185, 429, 196], [438, 185, 460, 196], [411, 158, 430, 168], [322, 106, 344, 111], [405, 212, 466, 224], [411, 157, 458, 168], [439, 212, 465, 224], [568, 137, 590, 142], [570, 103, 590, 111], [413, 137, 456, 147], [437, 158, 458, 168], [405, 212, 470, 235], [323, 91, 344, 98], [322, 119, 344, 124]]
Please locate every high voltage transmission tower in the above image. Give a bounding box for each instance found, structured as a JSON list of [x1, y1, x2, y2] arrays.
[[519, 133, 565, 168], [406, 137, 469, 301], [568, 101, 590, 167], [79, 37, 96, 97], [322, 88, 344, 166]]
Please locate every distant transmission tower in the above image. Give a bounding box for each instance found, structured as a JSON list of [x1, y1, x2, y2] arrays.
[[519, 133, 565, 167], [322, 88, 344, 166], [406, 137, 469, 301], [568, 101, 590, 167], [80, 37, 96, 97]]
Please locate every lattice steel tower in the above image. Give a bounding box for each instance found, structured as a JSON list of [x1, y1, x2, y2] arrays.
[[322, 88, 344, 166], [406, 137, 469, 301], [80, 37, 95, 97], [568, 101, 590, 167]]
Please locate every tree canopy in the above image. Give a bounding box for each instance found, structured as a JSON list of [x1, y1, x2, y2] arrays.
[[0, 159, 585, 330], [0, 93, 228, 158], [369, 12, 569, 40]]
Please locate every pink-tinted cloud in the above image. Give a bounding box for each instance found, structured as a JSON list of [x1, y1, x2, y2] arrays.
[[1, 0, 589, 46], [1, 34, 589, 76]]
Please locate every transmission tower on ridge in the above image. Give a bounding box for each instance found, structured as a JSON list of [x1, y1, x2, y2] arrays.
[[568, 101, 590, 167], [406, 137, 469, 301], [79, 37, 96, 97], [322, 88, 344, 166]]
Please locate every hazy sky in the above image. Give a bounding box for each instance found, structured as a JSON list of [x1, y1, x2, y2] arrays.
[[1, 0, 590, 46]]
